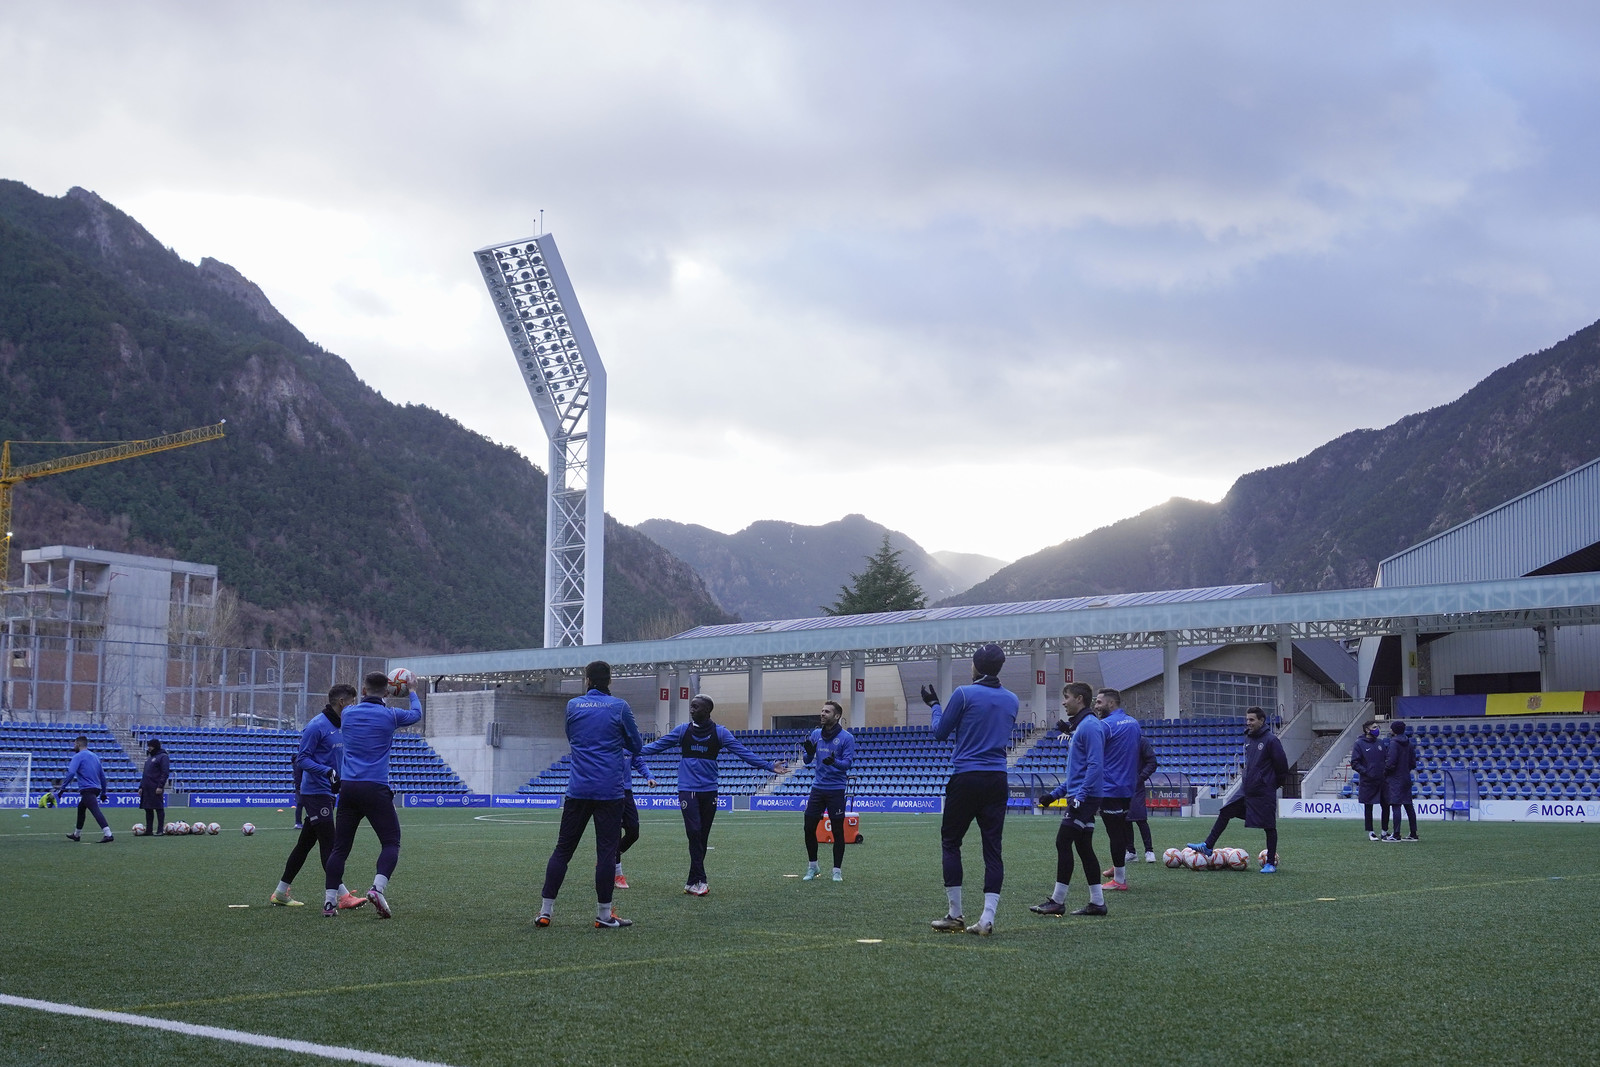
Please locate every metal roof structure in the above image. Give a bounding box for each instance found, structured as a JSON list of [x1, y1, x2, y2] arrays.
[[403, 573, 1600, 683], [1377, 453, 1600, 586]]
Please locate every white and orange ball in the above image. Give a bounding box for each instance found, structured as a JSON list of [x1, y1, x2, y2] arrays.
[[1224, 847, 1249, 870], [207, 822, 220, 835], [387, 667, 414, 694], [131, 823, 146, 836], [1162, 847, 1184, 868], [1182, 848, 1207, 870], [241, 822, 256, 836], [1258, 849, 1276, 867]]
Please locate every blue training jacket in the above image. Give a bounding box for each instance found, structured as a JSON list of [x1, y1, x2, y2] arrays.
[[642, 721, 776, 792], [931, 679, 1018, 774], [1043, 712, 1105, 806], [295, 710, 344, 795], [565, 689, 644, 800], [1099, 708, 1143, 796], [339, 692, 423, 786], [806, 725, 855, 791], [60, 750, 108, 795]]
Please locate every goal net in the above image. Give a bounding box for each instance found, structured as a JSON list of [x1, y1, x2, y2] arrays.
[[0, 751, 33, 809]]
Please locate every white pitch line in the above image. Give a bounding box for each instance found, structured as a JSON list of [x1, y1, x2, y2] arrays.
[[0, 994, 462, 1067]]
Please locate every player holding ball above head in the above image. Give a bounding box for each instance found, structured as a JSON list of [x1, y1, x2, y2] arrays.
[[923, 643, 1018, 936], [1187, 706, 1289, 873], [536, 660, 644, 929], [321, 669, 423, 918], [641, 694, 785, 897], [801, 699, 855, 883]]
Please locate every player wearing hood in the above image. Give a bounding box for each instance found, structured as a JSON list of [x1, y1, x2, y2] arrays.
[[1350, 720, 1390, 841], [1188, 707, 1289, 872], [642, 694, 784, 896]]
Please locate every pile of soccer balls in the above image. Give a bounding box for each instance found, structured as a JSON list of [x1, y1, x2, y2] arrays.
[[1162, 846, 1271, 870], [130, 821, 225, 836]]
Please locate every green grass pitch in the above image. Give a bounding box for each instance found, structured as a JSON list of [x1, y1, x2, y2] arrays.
[[2, 806, 1597, 1066]]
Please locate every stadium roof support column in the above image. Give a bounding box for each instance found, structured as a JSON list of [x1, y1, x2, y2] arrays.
[[849, 650, 866, 729], [1401, 628, 1418, 698], [655, 668, 670, 736], [937, 649, 954, 716], [475, 233, 606, 647], [1163, 632, 1180, 719], [1537, 625, 1556, 692], [1277, 626, 1293, 721], [1030, 648, 1046, 728], [747, 658, 764, 731]]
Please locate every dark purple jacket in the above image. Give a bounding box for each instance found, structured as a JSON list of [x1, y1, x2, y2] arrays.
[[1384, 733, 1418, 804], [1127, 736, 1160, 821], [1241, 725, 1289, 828], [1350, 734, 1388, 804]]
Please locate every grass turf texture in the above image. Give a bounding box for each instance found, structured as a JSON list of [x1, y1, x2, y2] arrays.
[[1, 807, 1597, 1066]]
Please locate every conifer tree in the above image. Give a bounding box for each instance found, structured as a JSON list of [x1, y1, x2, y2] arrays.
[[823, 534, 927, 615]]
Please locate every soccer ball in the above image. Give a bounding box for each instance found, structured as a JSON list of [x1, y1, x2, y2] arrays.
[[191, 822, 207, 835], [1207, 849, 1229, 870], [241, 822, 256, 836], [1182, 848, 1207, 870], [1224, 847, 1249, 870], [1258, 849, 1275, 867], [162, 822, 174, 835], [175, 821, 189, 834], [1162, 847, 1184, 868], [207, 822, 220, 835], [387, 667, 414, 693], [131, 823, 146, 836]]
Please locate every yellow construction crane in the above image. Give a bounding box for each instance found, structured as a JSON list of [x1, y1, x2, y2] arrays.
[[1, 421, 227, 587]]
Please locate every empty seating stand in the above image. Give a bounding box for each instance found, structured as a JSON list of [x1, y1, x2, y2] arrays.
[[1337, 718, 1599, 803], [130, 725, 469, 795], [0, 721, 139, 799]]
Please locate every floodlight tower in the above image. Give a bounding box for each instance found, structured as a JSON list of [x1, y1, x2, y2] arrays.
[[475, 233, 606, 647]]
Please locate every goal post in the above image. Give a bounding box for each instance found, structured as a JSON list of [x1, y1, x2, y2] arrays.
[[0, 751, 33, 808]]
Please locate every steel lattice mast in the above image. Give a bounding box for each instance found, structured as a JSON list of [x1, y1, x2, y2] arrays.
[[475, 234, 606, 647]]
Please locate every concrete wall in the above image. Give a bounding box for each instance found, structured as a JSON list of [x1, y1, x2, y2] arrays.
[[425, 689, 570, 795], [693, 666, 907, 729]]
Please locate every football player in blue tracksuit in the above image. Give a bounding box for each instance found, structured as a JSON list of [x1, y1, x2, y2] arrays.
[[613, 751, 656, 890], [1384, 720, 1420, 842], [1350, 720, 1390, 840], [270, 684, 365, 910], [643, 694, 782, 896], [57, 736, 113, 842], [1189, 706, 1289, 871], [323, 671, 423, 918], [1032, 681, 1109, 917], [1095, 688, 1143, 890], [923, 643, 1019, 936], [538, 660, 644, 928], [801, 699, 855, 882]]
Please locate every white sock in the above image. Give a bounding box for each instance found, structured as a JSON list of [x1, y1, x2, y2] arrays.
[[598, 901, 612, 920], [540, 897, 556, 918], [981, 892, 999, 925], [946, 886, 962, 916], [325, 889, 338, 905], [807, 861, 819, 873], [338, 884, 350, 897], [615, 863, 624, 876], [1052, 882, 1069, 905], [373, 874, 388, 893], [832, 867, 842, 877], [1114, 866, 1126, 882], [276, 881, 292, 896], [1089, 884, 1105, 906]]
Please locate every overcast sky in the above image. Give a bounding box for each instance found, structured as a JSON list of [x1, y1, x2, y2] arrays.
[[4, 2, 1599, 561]]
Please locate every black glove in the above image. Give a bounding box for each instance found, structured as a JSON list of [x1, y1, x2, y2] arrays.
[[823, 755, 836, 766], [802, 739, 817, 759], [1036, 793, 1053, 807], [919, 684, 939, 707], [1055, 718, 1070, 734]]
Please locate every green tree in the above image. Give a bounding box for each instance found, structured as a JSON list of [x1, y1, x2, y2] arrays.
[[823, 534, 927, 615]]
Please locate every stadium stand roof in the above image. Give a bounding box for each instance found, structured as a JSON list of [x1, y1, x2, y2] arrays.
[[404, 573, 1600, 683]]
